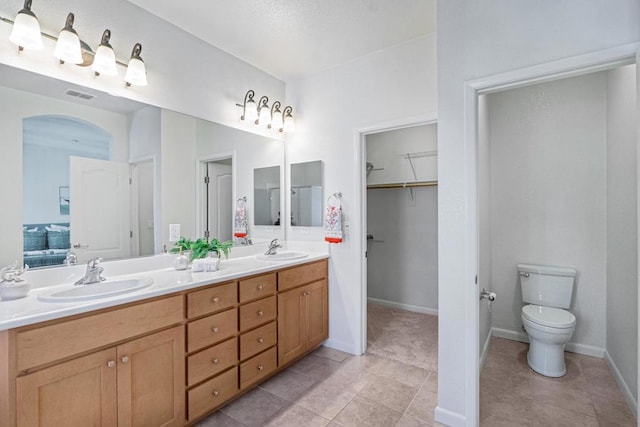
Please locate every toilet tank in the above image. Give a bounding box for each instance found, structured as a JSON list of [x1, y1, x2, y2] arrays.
[[518, 264, 576, 309]]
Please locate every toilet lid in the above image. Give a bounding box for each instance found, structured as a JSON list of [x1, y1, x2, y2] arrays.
[[522, 305, 576, 328]]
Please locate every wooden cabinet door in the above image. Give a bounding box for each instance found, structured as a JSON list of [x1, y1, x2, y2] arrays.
[[305, 279, 329, 350], [278, 287, 306, 366], [16, 348, 118, 427], [117, 326, 185, 427]]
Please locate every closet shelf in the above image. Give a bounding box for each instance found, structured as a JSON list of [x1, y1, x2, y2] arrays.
[[367, 181, 438, 190]]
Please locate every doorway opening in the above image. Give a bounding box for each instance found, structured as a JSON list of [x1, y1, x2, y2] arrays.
[[199, 156, 233, 242]]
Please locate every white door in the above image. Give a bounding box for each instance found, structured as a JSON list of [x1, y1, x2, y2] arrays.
[[70, 157, 131, 262], [205, 162, 232, 241], [217, 173, 233, 242]]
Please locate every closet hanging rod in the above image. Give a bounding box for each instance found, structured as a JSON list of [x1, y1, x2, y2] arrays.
[[400, 150, 438, 159], [367, 181, 438, 189]]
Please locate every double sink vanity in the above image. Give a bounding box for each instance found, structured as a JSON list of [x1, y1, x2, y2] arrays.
[[0, 246, 329, 426]]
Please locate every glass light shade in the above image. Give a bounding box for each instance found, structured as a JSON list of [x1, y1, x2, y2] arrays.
[[244, 100, 258, 122], [283, 114, 295, 132], [55, 29, 83, 64], [92, 45, 117, 76], [258, 106, 271, 125], [10, 12, 42, 50], [124, 57, 148, 86], [271, 111, 283, 130]]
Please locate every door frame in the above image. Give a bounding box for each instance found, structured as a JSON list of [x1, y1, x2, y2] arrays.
[[461, 43, 639, 425], [128, 155, 156, 256], [357, 113, 438, 354], [195, 151, 236, 239]]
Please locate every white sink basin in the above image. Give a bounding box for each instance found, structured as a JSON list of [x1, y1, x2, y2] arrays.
[[256, 251, 308, 262], [38, 277, 153, 303]]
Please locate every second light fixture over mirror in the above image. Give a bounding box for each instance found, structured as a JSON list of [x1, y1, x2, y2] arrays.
[[237, 90, 295, 133]]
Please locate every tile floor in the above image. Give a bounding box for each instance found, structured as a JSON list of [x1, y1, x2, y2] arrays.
[[196, 303, 439, 426], [480, 337, 636, 426], [195, 303, 636, 426]]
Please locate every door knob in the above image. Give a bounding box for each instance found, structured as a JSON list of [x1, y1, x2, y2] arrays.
[[480, 288, 496, 302]]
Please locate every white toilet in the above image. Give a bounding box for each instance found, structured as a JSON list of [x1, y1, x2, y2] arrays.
[[518, 263, 577, 377]]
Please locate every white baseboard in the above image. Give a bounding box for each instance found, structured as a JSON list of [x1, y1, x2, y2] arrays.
[[321, 339, 359, 356], [491, 327, 605, 358], [434, 406, 466, 427], [367, 297, 438, 316], [479, 327, 493, 370], [604, 350, 638, 419]]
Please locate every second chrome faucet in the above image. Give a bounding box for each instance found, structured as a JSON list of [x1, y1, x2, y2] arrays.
[[74, 257, 106, 285]]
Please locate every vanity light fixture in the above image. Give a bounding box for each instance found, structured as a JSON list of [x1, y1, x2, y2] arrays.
[[9, 0, 42, 51], [124, 43, 148, 87], [54, 13, 83, 64], [269, 101, 283, 130], [91, 30, 117, 76], [237, 90, 258, 122], [256, 96, 271, 125], [281, 106, 295, 132]]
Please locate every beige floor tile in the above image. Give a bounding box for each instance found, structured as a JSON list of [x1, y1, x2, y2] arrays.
[[406, 385, 438, 423], [396, 414, 433, 427], [480, 416, 532, 427], [531, 402, 599, 427], [221, 388, 287, 426], [314, 345, 352, 362], [480, 365, 534, 401], [530, 375, 596, 417], [590, 393, 636, 427], [296, 380, 357, 419], [423, 371, 437, 393], [357, 373, 419, 412], [371, 357, 430, 388], [333, 396, 402, 427], [289, 354, 344, 382], [265, 405, 331, 427], [479, 389, 533, 422], [194, 411, 246, 427], [259, 368, 318, 401]]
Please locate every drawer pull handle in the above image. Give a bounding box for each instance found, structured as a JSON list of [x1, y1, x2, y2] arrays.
[[257, 310, 264, 317], [211, 326, 219, 333], [257, 365, 264, 371], [121, 356, 129, 364], [257, 337, 264, 343], [212, 390, 220, 397], [257, 284, 264, 290], [212, 358, 220, 364], [302, 291, 310, 296], [211, 297, 220, 303], [107, 360, 116, 368]]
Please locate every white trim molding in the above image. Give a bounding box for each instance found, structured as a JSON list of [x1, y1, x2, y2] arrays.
[[368, 297, 438, 316], [605, 350, 638, 419]]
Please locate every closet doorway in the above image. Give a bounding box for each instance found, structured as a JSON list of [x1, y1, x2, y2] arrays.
[[202, 158, 233, 242], [362, 121, 439, 367]]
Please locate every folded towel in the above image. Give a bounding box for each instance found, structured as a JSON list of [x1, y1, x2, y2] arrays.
[[233, 198, 248, 238], [324, 195, 343, 244]]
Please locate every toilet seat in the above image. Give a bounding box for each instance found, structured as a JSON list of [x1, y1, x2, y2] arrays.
[[522, 304, 575, 329]]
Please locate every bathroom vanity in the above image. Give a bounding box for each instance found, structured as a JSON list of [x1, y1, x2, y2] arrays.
[[0, 255, 328, 427]]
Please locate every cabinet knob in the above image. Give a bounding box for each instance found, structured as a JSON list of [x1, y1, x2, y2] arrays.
[[211, 297, 220, 303], [211, 326, 219, 333], [121, 356, 129, 364], [212, 390, 220, 397], [257, 337, 264, 343], [107, 360, 116, 368], [257, 365, 264, 371], [257, 310, 264, 317], [257, 284, 264, 291], [212, 358, 220, 364], [302, 291, 310, 296]]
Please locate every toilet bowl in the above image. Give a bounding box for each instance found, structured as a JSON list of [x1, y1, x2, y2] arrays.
[[521, 304, 576, 377]]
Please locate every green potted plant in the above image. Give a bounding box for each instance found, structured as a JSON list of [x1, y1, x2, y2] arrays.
[[171, 237, 233, 262]]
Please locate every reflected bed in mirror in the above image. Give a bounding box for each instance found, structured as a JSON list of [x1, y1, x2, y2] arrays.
[[1, 63, 285, 269], [290, 160, 323, 227]]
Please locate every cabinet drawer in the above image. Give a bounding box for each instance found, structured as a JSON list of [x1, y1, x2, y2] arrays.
[[187, 308, 237, 353], [187, 282, 237, 319], [188, 367, 238, 421], [240, 347, 277, 389], [16, 296, 183, 371], [278, 260, 327, 292], [239, 296, 276, 332], [239, 273, 276, 303], [187, 337, 238, 387], [240, 321, 276, 361]]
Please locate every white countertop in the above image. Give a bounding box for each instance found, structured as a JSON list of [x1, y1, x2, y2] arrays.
[[0, 242, 329, 331]]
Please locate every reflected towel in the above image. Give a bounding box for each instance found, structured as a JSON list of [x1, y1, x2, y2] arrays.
[[324, 205, 343, 243], [233, 199, 248, 238]]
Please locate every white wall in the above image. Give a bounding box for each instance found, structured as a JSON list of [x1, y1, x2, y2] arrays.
[[606, 64, 638, 402], [285, 34, 437, 353], [0, 85, 128, 264], [488, 72, 608, 351], [366, 124, 437, 185], [437, 1, 640, 424], [367, 186, 438, 311]]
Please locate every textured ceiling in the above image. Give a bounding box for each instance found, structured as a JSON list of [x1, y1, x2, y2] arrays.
[[125, 0, 436, 81]]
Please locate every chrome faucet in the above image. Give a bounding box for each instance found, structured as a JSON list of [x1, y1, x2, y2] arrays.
[[238, 237, 253, 246], [264, 239, 283, 256], [74, 257, 106, 285], [64, 251, 77, 266]]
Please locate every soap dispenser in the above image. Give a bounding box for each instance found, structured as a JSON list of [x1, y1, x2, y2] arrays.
[[174, 250, 189, 271], [0, 262, 31, 301]]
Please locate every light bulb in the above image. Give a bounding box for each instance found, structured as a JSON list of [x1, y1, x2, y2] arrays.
[[92, 30, 117, 76], [54, 13, 82, 64], [9, 0, 42, 50], [124, 43, 148, 87]]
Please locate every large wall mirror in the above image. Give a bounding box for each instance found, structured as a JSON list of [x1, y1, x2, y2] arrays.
[[290, 161, 323, 227], [0, 64, 285, 269]]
